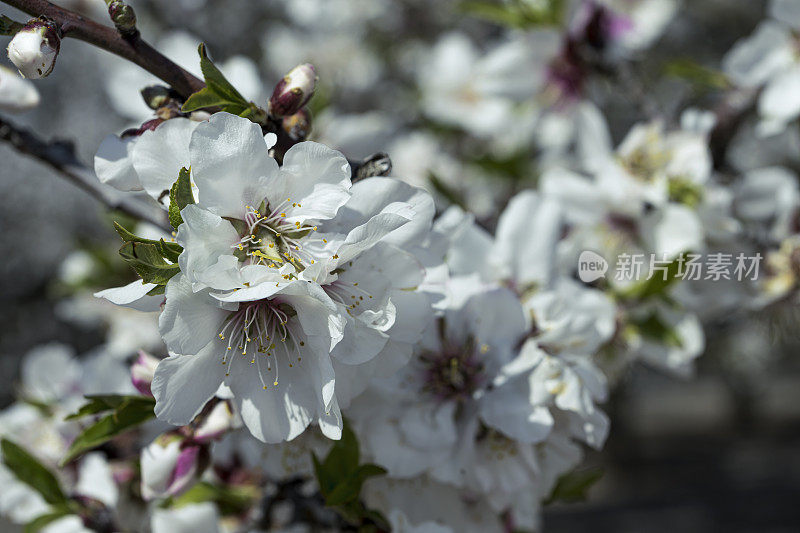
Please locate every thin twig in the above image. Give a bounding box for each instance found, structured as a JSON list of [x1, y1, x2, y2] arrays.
[[1, 0, 203, 98], [0, 114, 171, 231]]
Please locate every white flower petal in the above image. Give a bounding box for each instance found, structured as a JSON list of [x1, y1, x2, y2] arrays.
[[132, 118, 199, 202], [191, 113, 279, 218], [94, 135, 142, 192], [152, 342, 226, 425], [492, 191, 561, 288], [159, 275, 225, 355], [94, 280, 161, 312], [273, 141, 352, 222]]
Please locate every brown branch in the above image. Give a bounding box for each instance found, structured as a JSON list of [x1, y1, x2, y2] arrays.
[[1, 0, 203, 98], [1, 1, 394, 183], [0, 114, 171, 232]]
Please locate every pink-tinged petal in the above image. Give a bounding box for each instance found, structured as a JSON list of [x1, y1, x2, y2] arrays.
[[131, 350, 160, 397], [166, 444, 202, 496]]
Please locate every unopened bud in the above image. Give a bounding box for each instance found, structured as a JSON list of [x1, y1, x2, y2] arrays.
[[281, 107, 312, 141], [0, 64, 40, 112], [141, 432, 208, 500], [268, 63, 317, 118], [7, 18, 61, 79], [131, 350, 160, 397], [141, 85, 171, 110], [108, 1, 136, 35]]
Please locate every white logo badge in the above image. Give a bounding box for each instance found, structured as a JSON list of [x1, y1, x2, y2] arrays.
[[578, 250, 608, 283]]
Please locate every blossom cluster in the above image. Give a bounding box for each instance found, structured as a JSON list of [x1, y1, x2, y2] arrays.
[[1, 0, 799, 532]]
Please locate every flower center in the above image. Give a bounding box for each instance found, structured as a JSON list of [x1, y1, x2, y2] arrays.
[[231, 201, 327, 272], [420, 335, 488, 401], [217, 300, 304, 389]]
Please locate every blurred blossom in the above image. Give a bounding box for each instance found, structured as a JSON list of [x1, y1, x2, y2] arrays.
[[7, 18, 60, 79], [0, 64, 39, 111]]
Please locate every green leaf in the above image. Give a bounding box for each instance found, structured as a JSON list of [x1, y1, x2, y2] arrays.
[[1, 439, 67, 506], [172, 481, 259, 516], [663, 59, 731, 91], [312, 422, 387, 525], [324, 463, 387, 506], [181, 44, 252, 116], [313, 423, 361, 496], [460, 0, 566, 29], [632, 313, 683, 348], [545, 467, 604, 504], [147, 284, 166, 296], [168, 167, 195, 230], [181, 87, 234, 113], [119, 241, 180, 285], [197, 44, 247, 105], [24, 509, 73, 533], [181, 44, 268, 122], [60, 397, 156, 466], [65, 394, 147, 421], [619, 254, 686, 301], [114, 221, 183, 263]]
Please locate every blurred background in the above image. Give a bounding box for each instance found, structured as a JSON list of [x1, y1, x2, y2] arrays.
[[1, 0, 799, 531]]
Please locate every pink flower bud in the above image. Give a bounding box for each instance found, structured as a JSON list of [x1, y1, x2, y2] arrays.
[[7, 18, 60, 79], [268, 63, 317, 118], [140, 432, 208, 500], [131, 350, 160, 397]]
